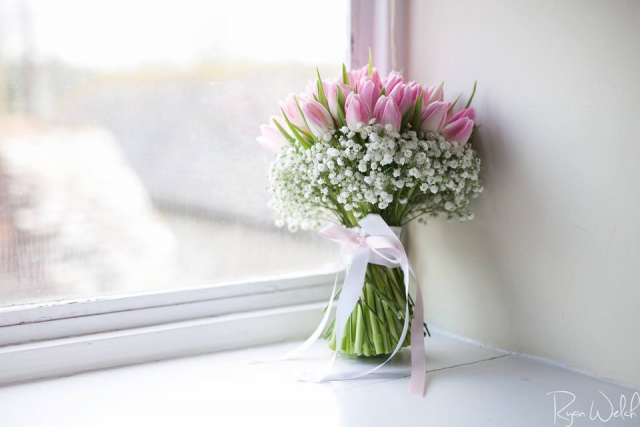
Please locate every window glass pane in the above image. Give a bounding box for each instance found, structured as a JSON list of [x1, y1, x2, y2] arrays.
[[0, 0, 346, 306]]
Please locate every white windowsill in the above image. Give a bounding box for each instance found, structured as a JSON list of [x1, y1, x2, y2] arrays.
[[0, 272, 339, 347], [0, 273, 340, 385], [0, 330, 637, 427]]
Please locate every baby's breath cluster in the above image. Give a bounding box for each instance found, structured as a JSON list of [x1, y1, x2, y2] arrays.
[[268, 120, 482, 231]]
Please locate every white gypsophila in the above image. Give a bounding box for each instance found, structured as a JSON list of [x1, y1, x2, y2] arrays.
[[268, 122, 483, 231]]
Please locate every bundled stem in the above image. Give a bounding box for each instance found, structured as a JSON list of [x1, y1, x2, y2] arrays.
[[323, 264, 428, 356]]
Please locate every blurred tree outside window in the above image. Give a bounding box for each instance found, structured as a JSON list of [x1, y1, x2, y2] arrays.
[[0, 0, 347, 306]]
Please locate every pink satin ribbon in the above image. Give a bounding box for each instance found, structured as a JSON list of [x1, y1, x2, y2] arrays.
[[271, 214, 426, 397]]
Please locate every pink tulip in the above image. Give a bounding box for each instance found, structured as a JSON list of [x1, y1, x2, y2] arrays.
[[425, 82, 444, 105], [345, 92, 373, 131], [446, 107, 475, 125], [442, 117, 474, 144], [420, 101, 448, 132], [407, 81, 422, 102], [257, 119, 288, 152], [389, 83, 419, 116], [300, 99, 334, 137], [279, 93, 307, 129], [311, 79, 351, 122], [373, 96, 401, 132], [358, 76, 382, 113], [384, 71, 405, 94], [347, 66, 368, 90], [370, 68, 383, 89]]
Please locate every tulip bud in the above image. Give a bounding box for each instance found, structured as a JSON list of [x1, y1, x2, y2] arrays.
[[446, 107, 475, 125], [420, 101, 448, 132], [347, 66, 368, 90], [320, 80, 351, 122], [425, 82, 444, 105], [370, 67, 383, 89], [257, 120, 288, 152], [384, 71, 405, 94], [373, 96, 402, 132], [300, 99, 334, 137], [389, 83, 417, 116], [442, 117, 474, 144], [345, 93, 373, 131], [279, 93, 307, 129], [358, 77, 382, 114], [407, 81, 422, 102]]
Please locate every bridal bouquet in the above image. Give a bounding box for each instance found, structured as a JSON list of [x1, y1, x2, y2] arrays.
[[257, 55, 482, 393]]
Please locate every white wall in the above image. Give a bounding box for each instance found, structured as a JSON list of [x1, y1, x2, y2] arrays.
[[407, 0, 640, 387]]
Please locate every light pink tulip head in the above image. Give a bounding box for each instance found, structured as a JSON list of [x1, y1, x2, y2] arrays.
[[370, 68, 383, 90], [425, 82, 444, 105], [419, 101, 448, 133], [442, 117, 474, 144], [347, 66, 368, 90], [318, 79, 351, 122], [407, 81, 422, 102], [358, 76, 382, 113], [300, 99, 334, 137], [384, 71, 405, 94], [389, 83, 418, 116], [446, 107, 475, 125], [279, 93, 307, 130], [257, 117, 289, 152], [345, 92, 373, 131], [373, 96, 401, 132]]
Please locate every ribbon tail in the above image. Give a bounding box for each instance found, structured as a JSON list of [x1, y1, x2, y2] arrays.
[[302, 247, 369, 383], [253, 273, 339, 363], [409, 274, 426, 397]]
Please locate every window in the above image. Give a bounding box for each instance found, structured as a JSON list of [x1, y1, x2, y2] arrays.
[[0, 0, 349, 306]]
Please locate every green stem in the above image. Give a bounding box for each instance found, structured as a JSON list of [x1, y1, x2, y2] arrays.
[[355, 303, 364, 355]]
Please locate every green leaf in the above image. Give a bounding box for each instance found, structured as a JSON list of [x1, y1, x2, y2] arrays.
[[272, 117, 295, 144], [470, 124, 481, 140], [337, 85, 346, 109], [411, 90, 423, 131], [342, 63, 349, 85], [316, 67, 330, 112], [448, 93, 462, 113], [401, 106, 413, 131], [280, 108, 310, 149], [336, 86, 347, 127], [294, 95, 316, 139], [465, 80, 477, 108], [368, 47, 373, 76]]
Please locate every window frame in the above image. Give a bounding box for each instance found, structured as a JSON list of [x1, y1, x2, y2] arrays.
[[0, 0, 407, 385], [0, 272, 340, 347]]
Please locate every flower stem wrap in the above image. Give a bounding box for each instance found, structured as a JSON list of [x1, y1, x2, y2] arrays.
[[282, 214, 426, 397]]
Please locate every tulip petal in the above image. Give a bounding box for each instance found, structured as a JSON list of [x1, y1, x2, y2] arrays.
[[426, 82, 444, 104], [300, 99, 334, 137], [420, 101, 448, 132], [447, 107, 476, 125], [384, 70, 405, 94], [256, 136, 282, 152], [373, 96, 401, 132], [345, 93, 372, 131], [442, 117, 474, 144]]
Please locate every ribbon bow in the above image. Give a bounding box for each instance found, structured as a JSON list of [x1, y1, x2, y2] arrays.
[[262, 214, 426, 397]]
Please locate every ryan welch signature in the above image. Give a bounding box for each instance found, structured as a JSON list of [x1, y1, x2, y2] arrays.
[[547, 390, 639, 426]]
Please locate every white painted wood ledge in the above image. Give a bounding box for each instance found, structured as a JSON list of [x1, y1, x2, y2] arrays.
[[0, 331, 637, 427]]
